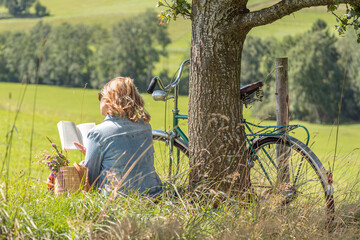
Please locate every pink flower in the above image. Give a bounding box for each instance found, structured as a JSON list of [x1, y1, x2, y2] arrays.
[[51, 143, 56, 147]]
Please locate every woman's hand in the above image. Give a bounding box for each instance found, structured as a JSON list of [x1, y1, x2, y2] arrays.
[[74, 142, 86, 156]]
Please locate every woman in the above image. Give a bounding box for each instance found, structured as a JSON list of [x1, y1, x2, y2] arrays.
[[74, 77, 162, 196]]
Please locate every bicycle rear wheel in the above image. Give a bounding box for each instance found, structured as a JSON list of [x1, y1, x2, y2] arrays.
[[248, 136, 334, 221], [152, 130, 189, 183]]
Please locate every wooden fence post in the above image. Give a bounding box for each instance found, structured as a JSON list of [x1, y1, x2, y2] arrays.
[[275, 58, 290, 183], [275, 58, 289, 127]]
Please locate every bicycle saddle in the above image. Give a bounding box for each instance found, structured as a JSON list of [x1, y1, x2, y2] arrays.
[[240, 81, 263, 98]]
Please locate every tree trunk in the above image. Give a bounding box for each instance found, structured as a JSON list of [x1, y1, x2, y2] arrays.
[[186, 0, 354, 195], [188, 1, 250, 194]]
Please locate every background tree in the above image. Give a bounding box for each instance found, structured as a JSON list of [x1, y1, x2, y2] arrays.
[[0, 33, 14, 82], [2, 32, 28, 81], [42, 23, 93, 87], [241, 36, 273, 85], [336, 29, 360, 122], [1, 21, 49, 84], [157, 0, 360, 193], [0, 10, 171, 89], [250, 20, 360, 123], [288, 21, 343, 123], [34, 1, 49, 17], [93, 10, 171, 91], [0, 0, 35, 16]]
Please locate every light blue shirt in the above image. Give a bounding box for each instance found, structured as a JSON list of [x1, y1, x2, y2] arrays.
[[84, 115, 162, 196]]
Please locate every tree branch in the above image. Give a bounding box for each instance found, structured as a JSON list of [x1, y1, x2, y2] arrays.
[[239, 0, 355, 29]]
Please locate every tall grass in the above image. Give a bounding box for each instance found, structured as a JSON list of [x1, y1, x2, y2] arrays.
[[1, 82, 360, 238], [1, 174, 360, 238]]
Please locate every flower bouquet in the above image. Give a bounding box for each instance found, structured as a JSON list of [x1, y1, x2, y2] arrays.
[[38, 137, 90, 194], [38, 137, 70, 191]]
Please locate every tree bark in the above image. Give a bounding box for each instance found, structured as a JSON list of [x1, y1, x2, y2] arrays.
[[189, 1, 250, 194]]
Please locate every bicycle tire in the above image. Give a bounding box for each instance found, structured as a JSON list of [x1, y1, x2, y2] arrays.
[[248, 136, 334, 221], [152, 130, 189, 182]]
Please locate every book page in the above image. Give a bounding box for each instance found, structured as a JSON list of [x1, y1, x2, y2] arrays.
[[77, 123, 96, 148], [57, 121, 81, 151]]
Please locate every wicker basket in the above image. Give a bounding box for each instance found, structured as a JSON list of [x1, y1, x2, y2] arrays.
[[55, 163, 90, 194]]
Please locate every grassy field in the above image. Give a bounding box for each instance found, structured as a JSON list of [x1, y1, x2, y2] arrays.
[[0, 82, 180, 175], [1, 83, 360, 238], [1, 81, 359, 182]]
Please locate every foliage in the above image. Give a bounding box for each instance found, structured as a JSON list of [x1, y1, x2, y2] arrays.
[[0, 10, 171, 91], [43, 22, 94, 87], [287, 20, 344, 123], [157, 0, 191, 24], [242, 20, 360, 123], [328, 1, 360, 42], [336, 28, 360, 117], [0, 0, 35, 15], [156, 0, 360, 44], [1, 21, 51, 84], [34, 1, 49, 17], [92, 9, 171, 91], [241, 36, 275, 85], [0, 0, 48, 17]]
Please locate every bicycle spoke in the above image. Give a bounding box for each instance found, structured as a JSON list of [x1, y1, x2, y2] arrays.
[[248, 136, 332, 219], [152, 134, 189, 183]]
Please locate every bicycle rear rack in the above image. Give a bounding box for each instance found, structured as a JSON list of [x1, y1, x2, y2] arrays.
[[244, 120, 311, 146]]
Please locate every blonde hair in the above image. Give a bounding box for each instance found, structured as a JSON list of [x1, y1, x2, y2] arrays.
[[101, 77, 151, 123]]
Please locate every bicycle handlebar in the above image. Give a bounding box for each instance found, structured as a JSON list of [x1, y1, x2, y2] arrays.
[[170, 59, 190, 89], [147, 77, 159, 94], [147, 59, 190, 96]]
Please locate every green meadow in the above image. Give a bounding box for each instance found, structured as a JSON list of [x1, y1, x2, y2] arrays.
[[1, 81, 359, 190], [0, 82, 190, 178], [1, 82, 360, 237]]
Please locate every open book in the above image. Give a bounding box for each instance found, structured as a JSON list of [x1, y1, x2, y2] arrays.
[[57, 121, 96, 151]]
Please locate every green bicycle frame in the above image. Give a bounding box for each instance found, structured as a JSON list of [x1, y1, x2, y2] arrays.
[[167, 84, 188, 177], [168, 110, 311, 182]]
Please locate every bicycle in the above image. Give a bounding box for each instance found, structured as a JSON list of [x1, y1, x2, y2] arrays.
[[147, 59, 334, 220]]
